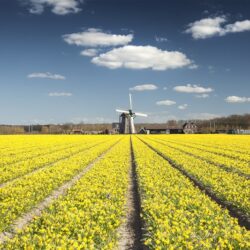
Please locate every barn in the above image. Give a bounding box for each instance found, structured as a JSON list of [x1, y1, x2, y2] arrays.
[[139, 122, 198, 134], [139, 125, 184, 134]]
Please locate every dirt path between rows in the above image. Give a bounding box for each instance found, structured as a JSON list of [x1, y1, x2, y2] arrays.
[[117, 137, 146, 250]]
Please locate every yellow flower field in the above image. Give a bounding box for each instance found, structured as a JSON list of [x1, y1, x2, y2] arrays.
[[0, 134, 249, 249]]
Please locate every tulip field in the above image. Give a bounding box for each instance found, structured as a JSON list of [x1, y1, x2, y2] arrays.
[[0, 135, 249, 249]]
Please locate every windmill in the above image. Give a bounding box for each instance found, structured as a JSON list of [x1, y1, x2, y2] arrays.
[[116, 94, 147, 134]]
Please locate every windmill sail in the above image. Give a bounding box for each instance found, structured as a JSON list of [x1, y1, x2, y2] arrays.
[[116, 109, 129, 114], [135, 112, 147, 117], [129, 93, 133, 110]]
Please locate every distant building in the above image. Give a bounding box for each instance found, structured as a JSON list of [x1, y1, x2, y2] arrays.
[[83, 130, 103, 135], [139, 127, 167, 134], [70, 129, 83, 134], [237, 129, 250, 134], [111, 123, 120, 134], [183, 122, 198, 134], [108, 122, 120, 134], [215, 129, 227, 134], [138, 128, 149, 134], [139, 122, 198, 134], [139, 125, 183, 134], [167, 128, 184, 134], [228, 129, 250, 134]]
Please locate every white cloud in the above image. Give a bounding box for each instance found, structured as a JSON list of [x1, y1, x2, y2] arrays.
[[63, 28, 133, 47], [28, 72, 66, 80], [225, 20, 250, 33], [225, 96, 250, 103], [155, 36, 168, 42], [173, 84, 213, 93], [185, 16, 250, 39], [187, 113, 221, 120], [129, 84, 158, 91], [195, 94, 210, 98], [185, 16, 226, 39], [178, 104, 188, 110], [156, 100, 176, 106], [92, 45, 193, 70], [80, 49, 99, 57], [25, 0, 83, 15], [49, 92, 72, 97]]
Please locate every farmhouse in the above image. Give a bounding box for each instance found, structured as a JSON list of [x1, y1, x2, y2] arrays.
[[183, 122, 198, 134]]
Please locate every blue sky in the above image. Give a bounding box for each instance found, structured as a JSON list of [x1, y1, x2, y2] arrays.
[[0, 0, 250, 124]]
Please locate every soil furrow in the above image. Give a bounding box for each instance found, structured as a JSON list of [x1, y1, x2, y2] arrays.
[[117, 137, 145, 250]]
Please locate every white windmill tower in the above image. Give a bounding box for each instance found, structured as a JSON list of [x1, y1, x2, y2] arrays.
[[116, 94, 147, 134]]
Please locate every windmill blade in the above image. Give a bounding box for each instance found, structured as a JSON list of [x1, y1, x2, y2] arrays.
[[134, 112, 148, 117], [129, 93, 133, 110], [116, 109, 129, 114]]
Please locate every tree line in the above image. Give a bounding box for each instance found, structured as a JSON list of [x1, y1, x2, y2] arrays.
[[0, 114, 249, 134]]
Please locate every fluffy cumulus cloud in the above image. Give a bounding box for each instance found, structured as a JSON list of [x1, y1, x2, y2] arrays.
[[80, 49, 99, 57], [27, 72, 65, 80], [225, 20, 250, 33], [92, 45, 193, 70], [178, 104, 188, 110], [156, 100, 176, 106], [185, 16, 250, 39], [63, 28, 133, 47], [173, 84, 213, 93], [185, 16, 226, 39], [48, 92, 72, 97], [129, 84, 158, 91], [225, 96, 250, 103], [25, 0, 83, 15]]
